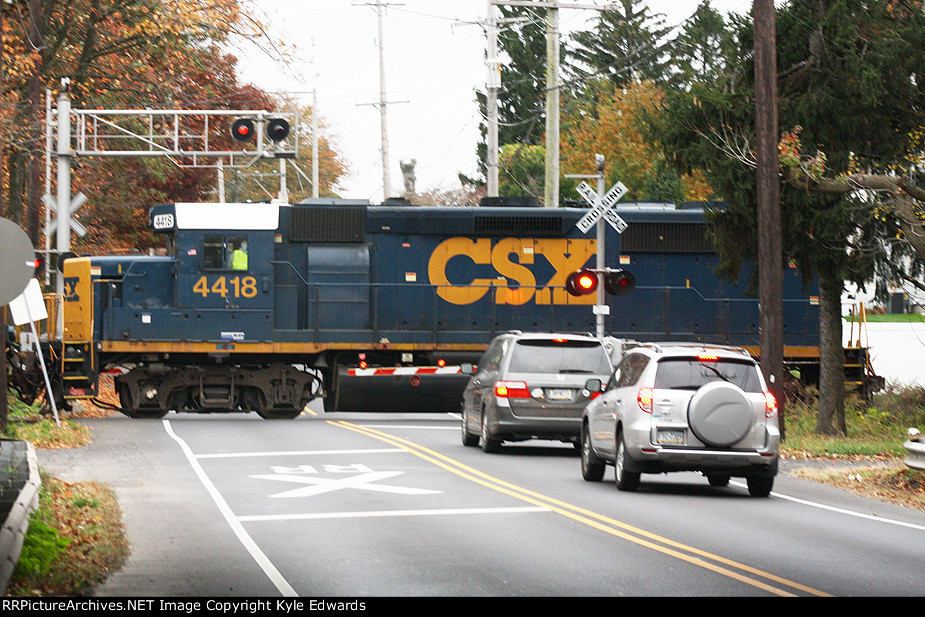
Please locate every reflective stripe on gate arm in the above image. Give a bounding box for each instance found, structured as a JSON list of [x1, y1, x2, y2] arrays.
[[347, 366, 463, 377]]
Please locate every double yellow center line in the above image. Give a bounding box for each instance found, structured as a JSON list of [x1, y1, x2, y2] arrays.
[[330, 418, 832, 598]]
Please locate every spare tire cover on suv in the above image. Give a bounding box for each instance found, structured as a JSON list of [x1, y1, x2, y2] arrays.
[[687, 381, 753, 447]]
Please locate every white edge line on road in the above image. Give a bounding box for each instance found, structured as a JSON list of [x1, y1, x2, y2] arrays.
[[162, 419, 298, 597], [729, 480, 925, 532], [238, 506, 550, 522]]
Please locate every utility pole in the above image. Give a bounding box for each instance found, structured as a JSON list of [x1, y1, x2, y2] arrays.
[[754, 0, 785, 435], [486, 0, 501, 197], [376, 0, 392, 200], [356, 0, 406, 201], [312, 88, 320, 199], [490, 2, 608, 207], [481, 3, 529, 197], [544, 5, 560, 208]]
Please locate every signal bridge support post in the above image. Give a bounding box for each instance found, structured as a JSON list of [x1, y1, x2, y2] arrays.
[[49, 85, 295, 296], [54, 86, 72, 298]]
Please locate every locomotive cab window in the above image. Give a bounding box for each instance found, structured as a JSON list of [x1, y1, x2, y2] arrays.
[[203, 235, 248, 271]]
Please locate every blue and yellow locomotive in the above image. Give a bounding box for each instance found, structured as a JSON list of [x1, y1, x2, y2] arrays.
[[25, 198, 824, 418]]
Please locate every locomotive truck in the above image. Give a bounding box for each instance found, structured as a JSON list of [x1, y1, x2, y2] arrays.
[[8, 197, 843, 419]]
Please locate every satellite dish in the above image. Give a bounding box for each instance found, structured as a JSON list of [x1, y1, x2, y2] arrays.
[[0, 218, 36, 306]]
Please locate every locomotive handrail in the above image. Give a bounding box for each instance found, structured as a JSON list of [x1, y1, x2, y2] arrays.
[[270, 260, 310, 286], [284, 279, 812, 347]]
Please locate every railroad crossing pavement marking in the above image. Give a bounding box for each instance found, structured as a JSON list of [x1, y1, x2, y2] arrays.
[[250, 469, 442, 498]]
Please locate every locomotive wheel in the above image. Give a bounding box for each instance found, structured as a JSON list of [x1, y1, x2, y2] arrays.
[[117, 383, 168, 419], [117, 384, 139, 418], [251, 389, 303, 420]]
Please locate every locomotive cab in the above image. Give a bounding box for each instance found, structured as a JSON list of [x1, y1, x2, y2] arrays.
[[60, 203, 320, 419]]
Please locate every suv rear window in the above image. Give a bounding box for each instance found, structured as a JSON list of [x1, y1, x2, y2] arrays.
[[653, 357, 762, 392], [507, 340, 611, 374]]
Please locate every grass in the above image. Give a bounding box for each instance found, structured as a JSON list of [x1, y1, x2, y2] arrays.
[[3, 382, 129, 597], [844, 313, 925, 323], [781, 382, 925, 458], [779, 382, 925, 512], [5, 475, 129, 596], [2, 378, 925, 595]]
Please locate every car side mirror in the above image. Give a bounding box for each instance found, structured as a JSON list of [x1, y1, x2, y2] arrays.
[[583, 378, 603, 394], [460, 363, 476, 375]]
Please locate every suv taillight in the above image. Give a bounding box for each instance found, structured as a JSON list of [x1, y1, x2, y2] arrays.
[[637, 387, 653, 413], [764, 391, 778, 418], [495, 381, 530, 398]]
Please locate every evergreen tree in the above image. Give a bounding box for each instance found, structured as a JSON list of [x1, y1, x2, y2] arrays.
[[666, 1, 738, 90], [564, 0, 673, 87], [655, 0, 925, 435]]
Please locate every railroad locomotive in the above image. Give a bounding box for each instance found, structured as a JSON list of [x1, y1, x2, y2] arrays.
[[12, 198, 825, 418]]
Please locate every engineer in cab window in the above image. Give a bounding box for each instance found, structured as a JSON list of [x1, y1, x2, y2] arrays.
[[231, 240, 248, 270]]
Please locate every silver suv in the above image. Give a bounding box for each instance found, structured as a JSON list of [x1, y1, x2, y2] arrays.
[[580, 343, 779, 496], [461, 331, 614, 453]]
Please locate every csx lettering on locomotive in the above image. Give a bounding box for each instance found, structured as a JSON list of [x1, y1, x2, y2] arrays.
[[427, 237, 597, 305]]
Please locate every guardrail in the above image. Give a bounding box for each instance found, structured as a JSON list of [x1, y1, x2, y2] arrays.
[[0, 440, 40, 594]]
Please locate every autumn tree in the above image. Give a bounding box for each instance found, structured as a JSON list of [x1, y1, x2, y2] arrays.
[[498, 143, 546, 198], [561, 79, 710, 204], [416, 175, 484, 208], [1, 0, 345, 256]]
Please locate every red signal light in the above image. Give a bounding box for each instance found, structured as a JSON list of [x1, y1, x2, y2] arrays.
[[604, 269, 636, 295], [231, 118, 255, 142], [565, 269, 598, 296], [31, 253, 45, 275], [267, 118, 290, 142]]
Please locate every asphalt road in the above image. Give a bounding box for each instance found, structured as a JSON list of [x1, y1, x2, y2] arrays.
[[36, 403, 925, 597]]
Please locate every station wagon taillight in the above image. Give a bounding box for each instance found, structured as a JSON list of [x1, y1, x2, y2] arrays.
[[637, 387, 653, 413], [495, 381, 531, 398]]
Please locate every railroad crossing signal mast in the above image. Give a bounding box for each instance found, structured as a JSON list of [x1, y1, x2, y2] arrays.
[[566, 154, 632, 338], [48, 81, 296, 296]]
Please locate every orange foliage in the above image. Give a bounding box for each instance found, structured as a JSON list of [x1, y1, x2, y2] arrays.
[[562, 80, 712, 201]]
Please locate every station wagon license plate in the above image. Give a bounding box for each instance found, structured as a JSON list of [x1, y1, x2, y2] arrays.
[[546, 388, 573, 401], [657, 429, 685, 445]]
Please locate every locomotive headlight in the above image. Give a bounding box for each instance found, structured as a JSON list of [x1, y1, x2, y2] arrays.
[[144, 387, 158, 400]]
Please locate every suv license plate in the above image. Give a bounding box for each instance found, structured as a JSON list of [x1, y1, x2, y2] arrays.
[[546, 388, 573, 401], [657, 430, 685, 445]]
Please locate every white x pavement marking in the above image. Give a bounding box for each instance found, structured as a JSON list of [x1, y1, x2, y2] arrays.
[[251, 471, 442, 498]]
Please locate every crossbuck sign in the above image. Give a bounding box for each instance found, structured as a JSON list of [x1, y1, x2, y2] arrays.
[[575, 181, 628, 234]]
